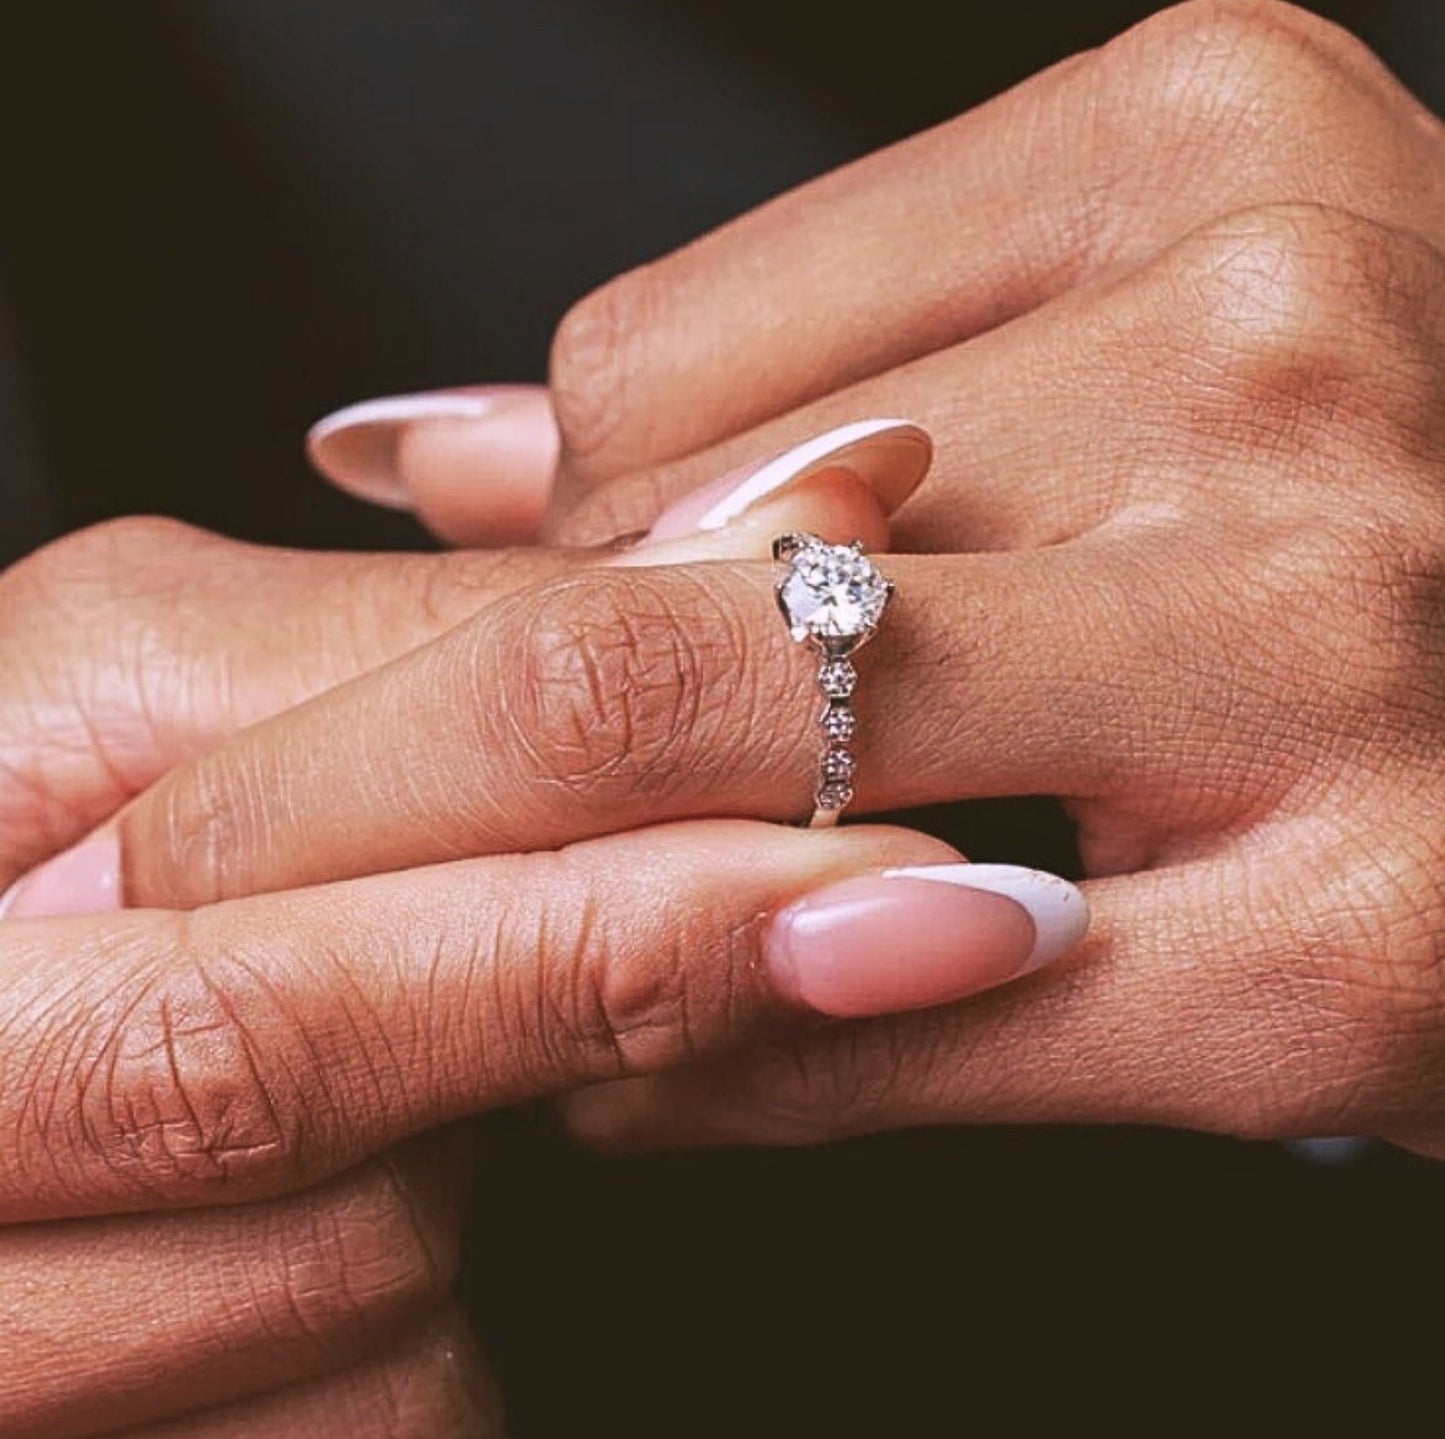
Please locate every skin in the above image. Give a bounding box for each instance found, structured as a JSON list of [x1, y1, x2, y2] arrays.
[[318, 4, 1445, 1153], [0, 478, 952, 1434], [8, 0, 1445, 1429]]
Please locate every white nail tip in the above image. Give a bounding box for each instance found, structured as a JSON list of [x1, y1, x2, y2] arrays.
[[0, 880, 16, 921], [695, 418, 930, 531], [882, 863, 1090, 973], [307, 393, 497, 443]]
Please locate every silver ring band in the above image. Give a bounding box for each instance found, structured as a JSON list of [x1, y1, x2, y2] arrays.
[[773, 533, 894, 828]]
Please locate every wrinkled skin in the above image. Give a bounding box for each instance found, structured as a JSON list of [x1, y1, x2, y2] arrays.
[[9, 1, 1445, 1432], [339, 2, 1445, 1156]]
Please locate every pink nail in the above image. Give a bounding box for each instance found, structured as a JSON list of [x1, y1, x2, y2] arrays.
[[765, 864, 1088, 1018], [306, 385, 558, 509], [0, 837, 123, 920], [639, 419, 932, 545]]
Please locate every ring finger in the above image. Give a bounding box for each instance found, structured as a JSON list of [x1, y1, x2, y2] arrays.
[[119, 511, 1276, 911]]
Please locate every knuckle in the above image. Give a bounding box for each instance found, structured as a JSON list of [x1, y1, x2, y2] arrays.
[[48, 918, 318, 1205], [1125, 0, 1382, 114], [120, 749, 260, 907], [494, 569, 776, 815], [521, 853, 760, 1080], [546, 885, 693, 1078], [1144, 1, 1371, 63], [548, 267, 658, 482], [1097, 2, 1419, 200], [1172, 204, 1445, 443]]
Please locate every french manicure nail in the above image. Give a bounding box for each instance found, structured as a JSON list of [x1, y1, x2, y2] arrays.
[[306, 386, 557, 508], [638, 418, 932, 545], [0, 837, 123, 920], [765, 863, 1088, 1018]]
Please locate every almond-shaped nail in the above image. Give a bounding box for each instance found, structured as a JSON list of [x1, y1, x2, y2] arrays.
[[636, 418, 932, 546], [765, 863, 1088, 1018], [0, 837, 123, 920], [306, 385, 558, 510]]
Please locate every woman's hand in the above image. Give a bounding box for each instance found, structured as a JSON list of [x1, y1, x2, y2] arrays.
[[305, 2, 1445, 1157], [310, 1, 1445, 547]]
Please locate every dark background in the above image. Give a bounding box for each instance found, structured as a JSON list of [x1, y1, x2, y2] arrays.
[[1, 3, 1442, 1432]]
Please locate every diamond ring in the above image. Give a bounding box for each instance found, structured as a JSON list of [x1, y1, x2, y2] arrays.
[[773, 532, 894, 828]]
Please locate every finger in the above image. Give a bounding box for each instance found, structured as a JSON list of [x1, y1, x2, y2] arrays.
[[107, 1307, 504, 1439], [0, 1132, 468, 1439], [123, 527, 1265, 908], [543, 3, 1444, 504], [557, 200, 1445, 551], [560, 840, 1441, 1151], [1, 420, 913, 892], [0, 520, 566, 886], [306, 385, 559, 547], [0, 819, 1033, 1220]]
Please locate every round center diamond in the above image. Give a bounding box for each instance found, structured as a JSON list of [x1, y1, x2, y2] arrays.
[[779, 542, 890, 641]]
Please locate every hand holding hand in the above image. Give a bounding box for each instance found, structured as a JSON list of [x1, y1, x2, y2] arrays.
[[312, 2, 1445, 1158], [3, 430, 1082, 1436]]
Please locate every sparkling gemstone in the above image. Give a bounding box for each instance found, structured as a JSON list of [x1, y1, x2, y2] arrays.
[[818, 659, 857, 698], [822, 749, 856, 782], [779, 542, 890, 641], [821, 705, 857, 742], [817, 782, 854, 811]]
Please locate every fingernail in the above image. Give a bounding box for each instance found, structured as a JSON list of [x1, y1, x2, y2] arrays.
[[306, 385, 557, 510], [0, 837, 123, 920], [638, 418, 931, 546], [766, 863, 1088, 1018]]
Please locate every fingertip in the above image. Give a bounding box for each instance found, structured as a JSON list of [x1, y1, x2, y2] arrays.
[[307, 390, 500, 507], [307, 386, 559, 545], [765, 861, 1086, 1020], [0, 836, 123, 919], [400, 389, 560, 547]]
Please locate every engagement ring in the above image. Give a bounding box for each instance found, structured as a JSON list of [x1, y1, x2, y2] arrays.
[[773, 532, 894, 828]]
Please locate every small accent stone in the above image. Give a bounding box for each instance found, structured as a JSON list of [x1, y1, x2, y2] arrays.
[[819, 659, 857, 698], [817, 782, 854, 811], [821, 705, 857, 742], [822, 749, 856, 782]]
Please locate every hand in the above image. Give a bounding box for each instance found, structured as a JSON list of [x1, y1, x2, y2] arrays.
[[0, 522, 555, 1435], [2, 451, 1051, 1436], [307, 1, 1445, 1156]]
